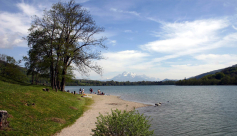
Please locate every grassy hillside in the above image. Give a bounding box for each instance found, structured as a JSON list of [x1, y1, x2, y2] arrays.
[[0, 76, 93, 135], [176, 65, 237, 85], [191, 64, 237, 79]]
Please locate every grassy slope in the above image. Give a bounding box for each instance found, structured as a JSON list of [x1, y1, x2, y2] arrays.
[[0, 77, 93, 135]]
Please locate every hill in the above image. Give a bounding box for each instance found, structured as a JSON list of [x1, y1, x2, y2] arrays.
[[0, 76, 93, 135], [0, 57, 51, 86], [191, 64, 237, 79], [176, 64, 237, 85]]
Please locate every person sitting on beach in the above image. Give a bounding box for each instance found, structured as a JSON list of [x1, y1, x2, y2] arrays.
[[82, 88, 84, 94], [98, 89, 101, 94]]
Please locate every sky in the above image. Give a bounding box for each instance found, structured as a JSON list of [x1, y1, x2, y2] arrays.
[[1, 0, 237, 80]]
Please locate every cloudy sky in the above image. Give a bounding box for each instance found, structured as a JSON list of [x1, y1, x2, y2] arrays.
[[1, 0, 237, 80]]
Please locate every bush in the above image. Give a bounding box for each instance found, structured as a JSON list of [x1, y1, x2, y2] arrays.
[[92, 109, 154, 136]]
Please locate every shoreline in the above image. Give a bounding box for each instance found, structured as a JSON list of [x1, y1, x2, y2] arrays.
[[56, 94, 150, 136]]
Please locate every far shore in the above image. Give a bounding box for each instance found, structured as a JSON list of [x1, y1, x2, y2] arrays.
[[56, 94, 151, 136]]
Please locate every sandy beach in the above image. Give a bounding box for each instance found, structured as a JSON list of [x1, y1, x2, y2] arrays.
[[56, 94, 149, 136]]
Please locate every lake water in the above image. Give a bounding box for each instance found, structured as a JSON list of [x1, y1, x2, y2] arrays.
[[65, 85, 237, 136]]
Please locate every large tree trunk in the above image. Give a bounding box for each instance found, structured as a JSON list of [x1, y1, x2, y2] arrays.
[[56, 70, 61, 91], [60, 68, 67, 91], [50, 65, 55, 90], [54, 76, 58, 92], [35, 73, 38, 85], [54, 68, 60, 92], [31, 72, 34, 84], [54, 55, 60, 92]]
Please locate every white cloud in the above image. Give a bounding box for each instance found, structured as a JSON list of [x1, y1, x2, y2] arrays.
[[232, 25, 237, 30], [0, 33, 26, 48], [17, 3, 41, 17], [0, 12, 30, 34], [73, 50, 150, 79], [147, 17, 163, 24], [77, 0, 90, 3], [108, 40, 117, 46], [103, 50, 148, 63], [0, 2, 44, 48], [110, 8, 140, 16], [168, 63, 233, 79], [98, 50, 150, 72], [94, 31, 117, 39], [194, 54, 237, 64], [141, 19, 228, 53], [139, 18, 237, 64], [159, 54, 237, 79]]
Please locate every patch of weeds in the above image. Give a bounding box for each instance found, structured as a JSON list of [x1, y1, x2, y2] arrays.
[[69, 107, 78, 110], [51, 118, 66, 124]]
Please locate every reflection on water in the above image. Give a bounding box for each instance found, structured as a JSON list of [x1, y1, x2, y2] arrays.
[[66, 85, 237, 136]]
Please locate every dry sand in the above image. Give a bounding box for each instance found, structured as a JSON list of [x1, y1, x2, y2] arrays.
[[56, 94, 149, 136]]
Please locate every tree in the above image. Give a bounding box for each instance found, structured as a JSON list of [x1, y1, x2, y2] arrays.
[[92, 109, 154, 136], [0, 54, 26, 82], [25, 0, 106, 91], [215, 72, 225, 80], [220, 76, 231, 85]]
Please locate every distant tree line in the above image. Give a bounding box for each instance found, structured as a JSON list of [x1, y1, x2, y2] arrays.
[[176, 66, 237, 85], [66, 79, 176, 86]]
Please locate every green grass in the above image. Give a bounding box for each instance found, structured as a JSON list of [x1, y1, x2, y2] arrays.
[[0, 77, 93, 135]]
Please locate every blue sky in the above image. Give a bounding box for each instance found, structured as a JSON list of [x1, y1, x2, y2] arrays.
[[1, 0, 237, 80]]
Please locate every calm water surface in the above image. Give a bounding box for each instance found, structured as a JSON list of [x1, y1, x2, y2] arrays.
[[65, 85, 237, 136]]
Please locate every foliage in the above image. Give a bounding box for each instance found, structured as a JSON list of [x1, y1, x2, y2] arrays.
[[0, 54, 27, 83], [66, 79, 176, 86], [25, 0, 106, 91], [92, 109, 154, 136], [176, 66, 237, 85], [0, 78, 93, 135]]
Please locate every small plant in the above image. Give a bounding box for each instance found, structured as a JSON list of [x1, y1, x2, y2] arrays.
[[92, 109, 154, 136]]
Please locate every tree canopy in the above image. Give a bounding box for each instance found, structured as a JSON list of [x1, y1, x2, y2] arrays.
[[24, 0, 106, 91]]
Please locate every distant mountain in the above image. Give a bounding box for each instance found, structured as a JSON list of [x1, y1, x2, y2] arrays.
[[162, 78, 178, 81], [192, 64, 237, 79], [109, 71, 159, 82]]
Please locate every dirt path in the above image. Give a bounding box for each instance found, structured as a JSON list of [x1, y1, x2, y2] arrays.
[[56, 94, 149, 136]]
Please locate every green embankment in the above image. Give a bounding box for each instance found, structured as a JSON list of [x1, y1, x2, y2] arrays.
[[0, 77, 93, 135]]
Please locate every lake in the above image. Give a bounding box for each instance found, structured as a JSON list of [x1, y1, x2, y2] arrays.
[[65, 85, 237, 136]]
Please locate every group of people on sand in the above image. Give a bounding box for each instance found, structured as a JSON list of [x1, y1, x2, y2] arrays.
[[89, 88, 96, 94], [79, 88, 105, 95], [79, 88, 84, 94], [97, 89, 105, 95]]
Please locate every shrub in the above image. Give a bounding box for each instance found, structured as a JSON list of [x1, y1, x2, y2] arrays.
[[92, 109, 154, 136]]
